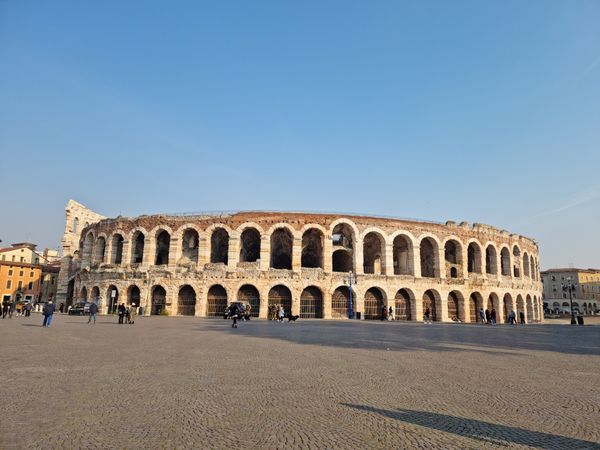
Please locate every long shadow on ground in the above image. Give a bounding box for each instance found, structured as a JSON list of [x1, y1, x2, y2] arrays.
[[342, 404, 600, 449], [199, 319, 600, 356]]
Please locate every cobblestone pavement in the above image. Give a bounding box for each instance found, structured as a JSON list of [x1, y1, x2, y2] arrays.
[[1, 314, 599, 449]]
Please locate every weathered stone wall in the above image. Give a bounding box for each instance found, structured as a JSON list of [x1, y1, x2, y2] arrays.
[[71, 209, 543, 322]]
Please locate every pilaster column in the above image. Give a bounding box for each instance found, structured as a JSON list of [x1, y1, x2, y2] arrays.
[[323, 290, 332, 319], [143, 238, 154, 267], [260, 236, 270, 271], [169, 237, 179, 267], [460, 246, 469, 279], [291, 289, 300, 316], [228, 234, 240, 268], [198, 235, 209, 267], [259, 287, 269, 319], [437, 246, 446, 279], [121, 240, 130, 267], [414, 291, 423, 322], [354, 241, 364, 275], [292, 237, 302, 271], [323, 236, 333, 273], [439, 290, 449, 322], [384, 243, 394, 276], [414, 245, 422, 278]]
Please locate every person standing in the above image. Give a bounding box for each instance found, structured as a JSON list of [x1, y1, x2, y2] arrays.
[[424, 307, 431, 324], [42, 301, 55, 327], [485, 308, 491, 325], [59, 303, 65, 314], [278, 305, 285, 323], [508, 310, 516, 324], [117, 303, 126, 324], [388, 306, 393, 321], [230, 303, 239, 328], [25, 302, 32, 317], [479, 307, 486, 324], [519, 310, 526, 324], [491, 308, 497, 325], [2, 298, 9, 319], [88, 302, 98, 324], [7, 299, 15, 319], [129, 304, 137, 324]]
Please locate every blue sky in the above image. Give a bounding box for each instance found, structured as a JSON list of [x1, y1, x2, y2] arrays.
[[0, 1, 599, 269]]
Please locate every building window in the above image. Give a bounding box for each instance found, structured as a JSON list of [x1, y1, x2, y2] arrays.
[[28, 282, 33, 290], [20, 257, 24, 262], [8, 269, 13, 276], [17, 281, 22, 289], [11, 256, 15, 261], [1, 255, 5, 261], [6, 280, 11, 289], [29, 271, 34, 277], [19, 270, 23, 277]]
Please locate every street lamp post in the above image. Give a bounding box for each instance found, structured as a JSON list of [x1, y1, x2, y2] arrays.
[[345, 271, 357, 319], [562, 276, 577, 325]]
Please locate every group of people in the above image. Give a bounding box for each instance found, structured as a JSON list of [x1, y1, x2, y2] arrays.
[[268, 304, 287, 322], [116, 303, 138, 325], [380, 305, 394, 321], [2, 298, 33, 319]]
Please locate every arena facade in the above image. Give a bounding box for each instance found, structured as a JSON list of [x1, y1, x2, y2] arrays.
[[56, 200, 543, 322]]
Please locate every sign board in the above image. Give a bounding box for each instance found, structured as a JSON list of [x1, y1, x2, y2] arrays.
[[111, 290, 117, 298]]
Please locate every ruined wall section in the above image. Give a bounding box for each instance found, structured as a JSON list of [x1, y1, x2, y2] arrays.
[[56, 200, 106, 305]]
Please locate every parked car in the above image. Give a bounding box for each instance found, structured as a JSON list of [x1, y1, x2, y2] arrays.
[[68, 302, 91, 316]]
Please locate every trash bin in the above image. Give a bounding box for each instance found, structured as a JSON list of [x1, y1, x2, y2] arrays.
[[355, 312, 361, 320], [577, 315, 584, 325]]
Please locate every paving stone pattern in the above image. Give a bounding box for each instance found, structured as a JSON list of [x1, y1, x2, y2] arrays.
[[1, 314, 599, 449]]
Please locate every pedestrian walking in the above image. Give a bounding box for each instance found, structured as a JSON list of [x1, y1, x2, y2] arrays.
[[129, 303, 137, 324], [519, 311, 526, 324], [388, 306, 393, 321], [88, 302, 98, 324], [59, 303, 65, 314], [381, 304, 386, 321], [230, 303, 239, 328], [508, 310, 516, 324], [278, 305, 285, 323], [25, 302, 32, 317], [424, 307, 432, 324], [479, 307, 486, 324], [485, 308, 491, 325], [42, 300, 55, 327], [7, 300, 15, 319], [491, 308, 497, 325], [2, 298, 9, 318], [117, 303, 126, 324]]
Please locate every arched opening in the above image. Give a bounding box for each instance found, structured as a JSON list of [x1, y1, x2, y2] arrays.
[[513, 246, 521, 277], [500, 247, 511, 276], [111, 234, 124, 264], [447, 291, 460, 321], [530, 255, 536, 280], [82, 233, 94, 265], [393, 235, 411, 275], [363, 232, 385, 275], [181, 229, 199, 264], [66, 279, 75, 307], [301, 228, 323, 269], [422, 290, 438, 321], [107, 285, 119, 314], [332, 249, 353, 273], [300, 286, 323, 318], [332, 223, 354, 271], [178, 285, 196, 316], [516, 295, 525, 321], [268, 285, 292, 315], [332, 286, 352, 319], [80, 286, 88, 301], [207, 285, 227, 317], [270, 228, 293, 269], [151, 286, 167, 315], [238, 285, 260, 317], [467, 243, 482, 274], [526, 295, 533, 323], [210, 228, 229, 264], [239, 228, 261, 263], [485, 245, 498, 275], [72, 217, 79, 234], [93, 237, 106, 265], [523, 253, 530, 277], [469, 292, 483, 323], [155, 230, 170, 265], [363, 287, 385, 320], [487, 293, 499, 322], [420, 238, 437, 278], [503, 294, 513, 323], [128, 285, 140, 308], [131, 231, 145, 264], [394, 289, 412, 320], [90, 286, 100, 303], [444, 240, 462, 278]]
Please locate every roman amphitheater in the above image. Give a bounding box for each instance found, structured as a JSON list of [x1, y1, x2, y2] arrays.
[[57, 200, 543, 323]]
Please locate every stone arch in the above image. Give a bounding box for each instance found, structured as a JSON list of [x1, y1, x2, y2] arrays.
[[500, 247, 511, 276], [392, 233, 413, 275], [127, 285, 141, 308], [178, 285, 196, 316], [444, 238, 463, 279], [80, 286, 88, 301], [131, 230, 146, 264], [238, 284, 260, 317], [419, 236, 439, 278], [180, 228, 199, 264], [207, 284, 227, 317], [447, 290, 465, 322], [364, 287, 386, 320], [422, 289, 441, 321], [106, 285, 119, 314], [155, 229, 171, 265], [523, 252, 530, 278], [467, 241, 482, 274], [301, 228, 324, 269], [530, 255, 536, 280], [93, 236, 106, 264], [512, 245, 521, 277], [487, 292, 500, 321], [268, 285, 292, 315], [90, 286, 100, 303], [239, 227, 261, 263], [485, 244, 498, 275], [394, 288, 413, 320], [300, 286, 323, 318], [516, 294, 525, 321], [363, 232, 385, 275], [151, 285, 167, 315], [210, 228, 229, 264], [270, 228, 293, 269], [331, 285, 354, 319], [469, 291, 484, 323], [331, 222, 356, 272], [503, 293, 513, 323], [110, 233, 124, 264], [526, 294, 533, 323]]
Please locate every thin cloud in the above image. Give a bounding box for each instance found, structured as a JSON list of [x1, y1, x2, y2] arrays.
[[580, 55, 600, 78]]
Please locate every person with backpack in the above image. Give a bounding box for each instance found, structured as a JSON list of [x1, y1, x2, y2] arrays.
[[88, 302, 98, 324], [42, 301, 56, 327]]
